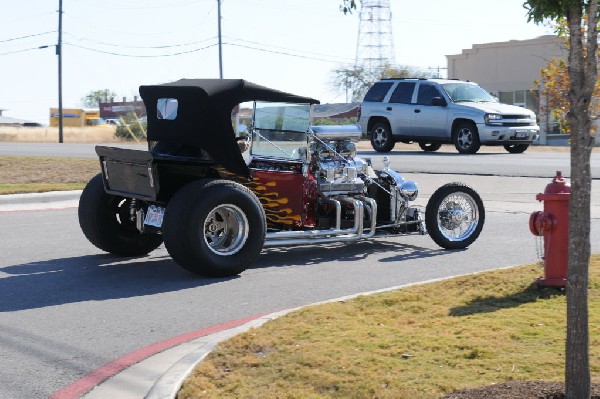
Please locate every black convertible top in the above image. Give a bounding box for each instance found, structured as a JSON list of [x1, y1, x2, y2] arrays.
[[139, 79, 320, 178]]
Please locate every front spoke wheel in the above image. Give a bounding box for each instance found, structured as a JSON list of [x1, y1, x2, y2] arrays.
[[425, 183, 485, 249]]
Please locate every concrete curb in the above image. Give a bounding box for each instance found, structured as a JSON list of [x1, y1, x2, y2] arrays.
[[0, 190, 81, 211], [144, 310, 294, 399], [142, 277, 458, 399]]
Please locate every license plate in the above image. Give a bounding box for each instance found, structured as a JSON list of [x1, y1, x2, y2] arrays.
[[144, 205, 165, 228], [515, 131, 528, 138]]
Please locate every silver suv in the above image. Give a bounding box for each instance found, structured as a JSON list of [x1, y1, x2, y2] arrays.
[[358, 78, 540, 154]]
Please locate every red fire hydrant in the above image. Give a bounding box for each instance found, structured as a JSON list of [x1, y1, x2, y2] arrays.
[[529, 171, 571, 288]]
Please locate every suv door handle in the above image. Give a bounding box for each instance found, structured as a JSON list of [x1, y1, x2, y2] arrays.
[[414, 109, 421, 113], [386, 107, 392, 111]]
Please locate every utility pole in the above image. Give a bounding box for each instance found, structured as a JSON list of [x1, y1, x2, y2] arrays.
[[217, 0, 223, 79], [57, 0, 64, 143]]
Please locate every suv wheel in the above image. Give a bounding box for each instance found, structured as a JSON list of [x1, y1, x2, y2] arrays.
[[370, 122, 395, 153], [504, 143, 529, 154], [453, 121, 481, 154], [418, 142, 442, 152]]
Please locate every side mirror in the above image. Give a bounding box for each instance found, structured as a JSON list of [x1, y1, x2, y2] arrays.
[[431, 97, 447, 106]]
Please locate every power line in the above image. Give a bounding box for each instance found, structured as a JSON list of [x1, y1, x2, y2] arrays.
[[223, 42, 354, 64], [60, 39, 353, 64], [65, 41, 218, 57], [76, 0, 203, 10], [0, 31, 56, 44], [0, 46, 51, 56], [230, 38, 355, 63], [64, 32, 217, 49]]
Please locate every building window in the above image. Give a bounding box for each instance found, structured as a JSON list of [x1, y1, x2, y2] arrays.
[[498, 92, 513, 104], [498, 90, 539, 113]]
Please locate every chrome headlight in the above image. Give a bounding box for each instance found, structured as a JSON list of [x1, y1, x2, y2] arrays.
[[484, 113, 502, 125], [400, 181, 418, 201]]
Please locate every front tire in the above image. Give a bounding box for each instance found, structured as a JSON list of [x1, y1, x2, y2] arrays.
[[370, 122, 395, 153], [504, 143, 529, 153], [163, 179, 266, 277], [453, 121, 481, 154], [425, 183, 485, 249], [78, 173, 163, 256]]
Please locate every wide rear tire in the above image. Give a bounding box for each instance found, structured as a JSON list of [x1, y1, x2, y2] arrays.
[[78, 173, 163, 256], [425, 183, 485, 249], [163, 179, 266, 277]]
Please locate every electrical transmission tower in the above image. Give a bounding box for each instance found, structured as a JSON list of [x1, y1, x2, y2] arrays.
[[354, 0, 395, 74]]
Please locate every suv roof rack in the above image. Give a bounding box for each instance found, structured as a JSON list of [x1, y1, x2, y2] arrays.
[[379, 77, 428, 81]]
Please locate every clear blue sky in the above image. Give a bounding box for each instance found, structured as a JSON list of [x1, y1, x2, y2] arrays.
[[0, 0, 554, 124]]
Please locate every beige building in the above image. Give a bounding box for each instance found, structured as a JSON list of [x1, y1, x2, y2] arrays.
[[446, 35, 569, 144]]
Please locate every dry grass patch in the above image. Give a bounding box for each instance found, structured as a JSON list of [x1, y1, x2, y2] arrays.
[[178, 256, 600, 399], [0, 156, 99, 194]]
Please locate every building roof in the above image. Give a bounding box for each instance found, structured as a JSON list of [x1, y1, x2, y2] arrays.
[[0, 115, 31, 125]]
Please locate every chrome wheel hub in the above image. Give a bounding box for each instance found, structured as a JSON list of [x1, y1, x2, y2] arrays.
[[456, 128, 473, 149], [203, 204, 249, 256], [373, 127, 388, 147], [437, 194, 479, 241]]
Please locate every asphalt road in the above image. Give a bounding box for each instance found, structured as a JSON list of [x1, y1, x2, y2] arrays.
[[1, 144, 599, 398], [1, 141, 599, 178]]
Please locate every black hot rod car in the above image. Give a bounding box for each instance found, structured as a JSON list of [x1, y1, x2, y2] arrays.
[[79, 79, 485, 277]]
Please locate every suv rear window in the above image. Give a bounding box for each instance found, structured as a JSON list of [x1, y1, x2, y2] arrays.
[[363, 82, 393, 102], [389, 82, 416, 104]]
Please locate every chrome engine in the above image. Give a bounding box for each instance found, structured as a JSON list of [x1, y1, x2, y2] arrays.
[[310, 125, 421, 226], [263, 124, 426, 246], [310, 125, 369, 196]]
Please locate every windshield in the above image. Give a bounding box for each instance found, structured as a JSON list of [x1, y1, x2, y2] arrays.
[[442, 83, 497, 103], [251, 102, 310, 160]]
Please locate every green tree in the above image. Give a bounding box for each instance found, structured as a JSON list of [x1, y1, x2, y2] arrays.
[[115, 112, 147, 141], [525, 2, 597, 398], [81, 89, 117, 108], [534, 19, 600, 135]]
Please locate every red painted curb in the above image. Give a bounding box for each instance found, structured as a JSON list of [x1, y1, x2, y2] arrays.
[[49, 313, 267, 399]]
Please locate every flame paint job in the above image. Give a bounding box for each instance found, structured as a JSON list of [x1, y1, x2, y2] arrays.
[[217, 161, 318, 229], [248, 169, 310, 228]]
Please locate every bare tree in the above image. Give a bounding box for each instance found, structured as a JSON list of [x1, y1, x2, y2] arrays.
[[331, 64, 433, 102], [81, 89, 117, 108]]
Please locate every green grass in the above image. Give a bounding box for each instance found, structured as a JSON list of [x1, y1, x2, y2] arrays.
[[178, 256, 600, 399]]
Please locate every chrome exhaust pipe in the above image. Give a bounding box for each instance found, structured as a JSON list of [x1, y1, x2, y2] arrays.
[[264, 196, 368, 247], [264, 197, 364, 246], [360, 196, 377, 238]]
